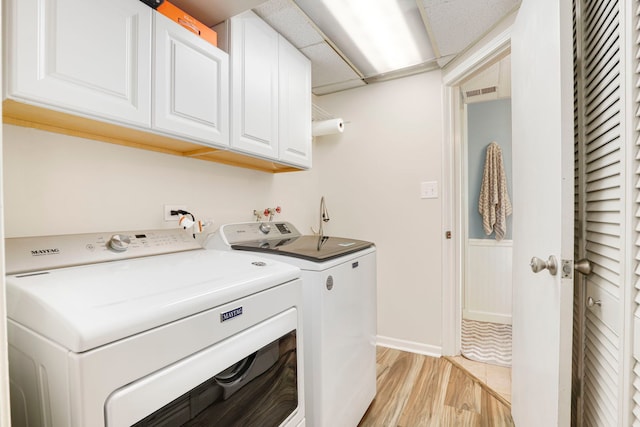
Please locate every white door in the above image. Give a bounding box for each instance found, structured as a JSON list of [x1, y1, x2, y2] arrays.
[[229, 11, 279, 159], [153, 13, 229, 147], [5, 0, 152, 127], [278, 36, 312, 169], [510, 0, 574, 425]]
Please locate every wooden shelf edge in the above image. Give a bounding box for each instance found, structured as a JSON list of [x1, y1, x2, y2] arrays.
[[2, 99, 304, 174], [190, 150, 301, 173]]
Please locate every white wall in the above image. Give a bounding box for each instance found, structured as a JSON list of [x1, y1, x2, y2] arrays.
[[3, 124, 319, 237], [465, 239, 512, 324], [292, 71, 446, 354], [3, 69, 445, 355]]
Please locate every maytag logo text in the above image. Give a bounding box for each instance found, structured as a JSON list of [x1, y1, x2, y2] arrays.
[[31, 248, 60, 256], [220, 307, 243, 322]]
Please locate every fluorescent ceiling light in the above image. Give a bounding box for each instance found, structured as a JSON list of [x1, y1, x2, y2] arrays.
[[293, 0, 435, 78], [321, 0, 422, 75]]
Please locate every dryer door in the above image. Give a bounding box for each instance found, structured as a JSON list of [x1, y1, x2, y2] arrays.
[[105, 309, 300, 427]]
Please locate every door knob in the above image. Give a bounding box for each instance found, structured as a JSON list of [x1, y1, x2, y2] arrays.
[[530, 255, 558, 275], [586, 296, 601, 308], [574, 258, 592, 275]]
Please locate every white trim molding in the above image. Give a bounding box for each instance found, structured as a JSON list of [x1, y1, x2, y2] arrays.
[[439, 10, 516, 356], [376, 335, 442, 358], [442, 10, 517, 86]]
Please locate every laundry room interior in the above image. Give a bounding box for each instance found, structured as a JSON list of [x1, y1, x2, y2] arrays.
[[3, 65, 445, 348], [2, 0, 637, 426]]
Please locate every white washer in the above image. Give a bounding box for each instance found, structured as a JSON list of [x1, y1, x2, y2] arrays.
[[205, 222, 377, 427], [5, 228, 305, 427]]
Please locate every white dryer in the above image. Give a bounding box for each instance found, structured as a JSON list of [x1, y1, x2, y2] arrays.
[[5, 228, 305, 427], [205, 222, 377, 427]]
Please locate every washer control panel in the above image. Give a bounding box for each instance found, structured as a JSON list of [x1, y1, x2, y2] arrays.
[[108, 234, 131, 252], [219, 222, 301, 245], [5, 229, 202, 274]]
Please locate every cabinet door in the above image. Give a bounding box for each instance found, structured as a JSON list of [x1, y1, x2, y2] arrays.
[[5, 0, 152, 127], [278, 37, 312, 169], [153, 13, 229, 147], [230, 11, 279, 159]]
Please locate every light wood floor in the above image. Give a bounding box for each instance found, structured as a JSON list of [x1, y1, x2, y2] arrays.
[[358, 347, 515, 427], [449, 356, 511, 404]]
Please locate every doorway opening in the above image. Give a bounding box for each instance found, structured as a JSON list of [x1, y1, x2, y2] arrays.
[[450, 54, 513, 403], [439, 19, 514, 401]]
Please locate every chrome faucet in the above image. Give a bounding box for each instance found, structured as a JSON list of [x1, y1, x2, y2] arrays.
[[317, 196, 330, 250]]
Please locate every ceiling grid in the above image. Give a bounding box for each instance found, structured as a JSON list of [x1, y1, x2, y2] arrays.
[[170, 0, 521, 95]]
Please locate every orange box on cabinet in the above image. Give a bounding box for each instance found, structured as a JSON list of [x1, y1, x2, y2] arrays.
[[157, 1, 217, 46]]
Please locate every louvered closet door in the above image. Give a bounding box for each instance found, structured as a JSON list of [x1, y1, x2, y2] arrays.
[[574, 0, 627, 425], [572, 0, 585, 422], [631, 0, 640, 424]]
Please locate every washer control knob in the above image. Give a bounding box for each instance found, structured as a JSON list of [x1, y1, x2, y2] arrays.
[[259, 223, 271, 234], [108, 234, 131, 252]]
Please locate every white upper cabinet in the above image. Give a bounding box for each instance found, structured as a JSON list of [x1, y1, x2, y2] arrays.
[[229, 11, 280, 159], [227, 11, 312, 168], [278, 36, 312, 169], [5, 1, 308, 172], [5, 0, 152, 127], [153, 13, 229, 147]]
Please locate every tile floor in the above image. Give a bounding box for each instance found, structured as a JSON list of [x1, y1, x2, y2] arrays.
[[449, 356, 512, 403]]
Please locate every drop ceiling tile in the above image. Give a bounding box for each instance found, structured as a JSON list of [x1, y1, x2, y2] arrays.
[[172, 0, 520, 94], [423, 0, 520, 57], [301, 42, 362, 88], [296, 0, 434, 78], [253, 0, 324, 49]]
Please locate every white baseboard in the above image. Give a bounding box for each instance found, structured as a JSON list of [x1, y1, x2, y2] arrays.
[[376, 335, 442, 357], [463, 310, 512, 325]]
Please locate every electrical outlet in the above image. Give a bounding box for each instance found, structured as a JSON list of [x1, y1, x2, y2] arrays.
[[164, 205, 187, 221]]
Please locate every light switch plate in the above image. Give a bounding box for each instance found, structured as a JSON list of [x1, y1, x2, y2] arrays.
[[420, 181, 438, 199]]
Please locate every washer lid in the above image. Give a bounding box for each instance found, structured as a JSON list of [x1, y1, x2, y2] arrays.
[[6, 250, 300, 353], [231, 235, 375, 262]]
